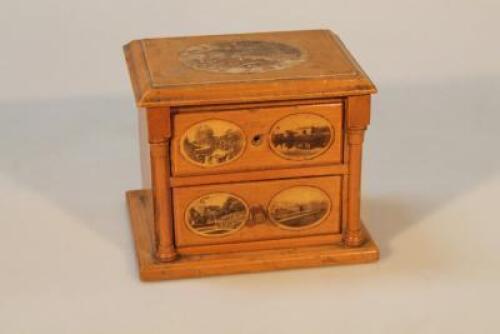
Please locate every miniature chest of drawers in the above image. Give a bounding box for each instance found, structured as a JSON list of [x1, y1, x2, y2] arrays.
[[124, 29, 378, 280]]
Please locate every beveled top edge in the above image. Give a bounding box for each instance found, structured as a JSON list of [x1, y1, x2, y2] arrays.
[[127, 29, 332, 49], [123, 29, 377, 107]]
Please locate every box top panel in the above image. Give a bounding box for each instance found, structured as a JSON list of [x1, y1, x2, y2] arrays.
[[124, 30, 376, 107]]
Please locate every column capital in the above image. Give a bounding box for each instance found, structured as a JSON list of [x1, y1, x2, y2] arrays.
[[146, 106, 171, 143], [346, 95, 371, 130]]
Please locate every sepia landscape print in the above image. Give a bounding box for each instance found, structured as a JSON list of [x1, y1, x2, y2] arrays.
[[186, 193, 249, 236], [268, 186, 330, 229], [179, 40, 307, 74], [270, 114, 333, 160], [181, 120, 245, 167]]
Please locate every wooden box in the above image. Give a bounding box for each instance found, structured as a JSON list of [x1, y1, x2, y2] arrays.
[[123, 29, 378, 280]]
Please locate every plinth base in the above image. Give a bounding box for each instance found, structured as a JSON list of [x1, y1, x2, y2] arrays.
[[126, 189, 379, 281]]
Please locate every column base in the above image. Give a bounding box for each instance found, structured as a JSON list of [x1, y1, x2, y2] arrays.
[[343, 228, 365, 247], [156, 247, 177, 262]]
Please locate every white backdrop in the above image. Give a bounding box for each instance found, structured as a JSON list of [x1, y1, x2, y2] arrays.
[[1, 1, 499, 333]]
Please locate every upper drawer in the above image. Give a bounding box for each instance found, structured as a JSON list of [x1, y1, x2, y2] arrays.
[[171, 103, 343, 176]]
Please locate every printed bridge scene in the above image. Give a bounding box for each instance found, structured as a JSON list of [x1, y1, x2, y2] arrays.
[[270, 114, 333, 160]]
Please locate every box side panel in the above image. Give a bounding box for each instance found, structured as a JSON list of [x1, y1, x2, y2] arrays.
[[138, 107, 151, 188]]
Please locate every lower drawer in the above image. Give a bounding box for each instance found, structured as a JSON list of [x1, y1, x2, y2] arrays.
[[173, 175, 342, 251]]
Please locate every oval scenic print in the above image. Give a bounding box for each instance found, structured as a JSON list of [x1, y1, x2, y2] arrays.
[[268, 186, 331, 230], [269, 113, 334, 160], [185, 193, 249, 237], [181, 120, 246, 167], [179, 40, 306, 74]]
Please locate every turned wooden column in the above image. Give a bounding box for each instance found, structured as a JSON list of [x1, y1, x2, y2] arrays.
[[146, 107, 177, 262], [343, 95, 371, 247]]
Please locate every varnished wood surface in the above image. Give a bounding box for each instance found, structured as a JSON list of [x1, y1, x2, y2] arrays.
[[177, 234, 342, 256], [124, 30, 378, 277], [170, 164, 348, 187], [149, 142, 176, 261], [173, 97, 343, 113], [124, 30, 376, 107], [126, 189, 379, 281], [173, 175, 342, 248], [137, 108, 151, 188], [344, 95, 371, 247], [171, 103, 343, 177]]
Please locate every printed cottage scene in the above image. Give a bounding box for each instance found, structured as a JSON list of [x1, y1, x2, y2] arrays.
[[186, 193, 249, 236], [271, 114, 333, 160], [182, 120, 245, 167], [268, 186, 330, 229]]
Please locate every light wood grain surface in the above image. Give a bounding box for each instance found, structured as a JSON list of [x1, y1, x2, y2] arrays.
[[124, 30, 376, 106], [2, 0, 500, 333], [127, 30, 377, 273], [170, 103, 344, 176], [127, 190, 378, 280]]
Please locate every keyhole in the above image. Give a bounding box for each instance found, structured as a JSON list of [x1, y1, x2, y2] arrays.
[[251, 134, 263, 146]]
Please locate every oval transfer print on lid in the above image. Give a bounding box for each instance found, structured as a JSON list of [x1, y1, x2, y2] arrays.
[[268, 186, 331, 230], [181, 119, 246, 167], [179, 40, 306, 74], [185, 193, 249, 237], [270, 113, 334, 160]]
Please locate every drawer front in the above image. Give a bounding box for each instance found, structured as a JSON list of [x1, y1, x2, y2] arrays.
[[173, 175, 341, 248], [171, 103, 343, 176]]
